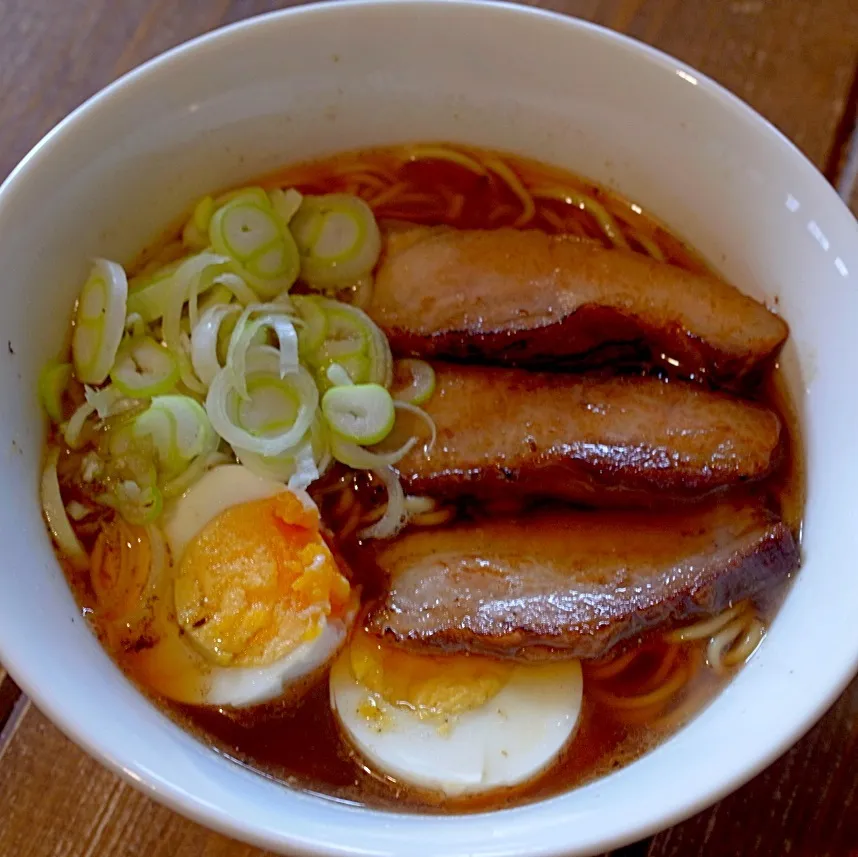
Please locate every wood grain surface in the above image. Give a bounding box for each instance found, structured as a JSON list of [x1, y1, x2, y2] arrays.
[[1, 1, 857, 855]]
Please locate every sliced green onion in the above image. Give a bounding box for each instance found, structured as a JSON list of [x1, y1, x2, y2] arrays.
[[292, 295, 328, 355], [309, 298, 392, 387], [290, 193, 381, 288], [161, 253, 234, 395], [126, 261, 183, 322], [404, 495, 436, 516], [329, 431, 417, 470], [182, 195, 216, 250], [214, 186, 271, 208], [359, 466, 407, 540], [391, 359, 436, 405], [211, 272, 258, 306], [84, 384, 126, 419], [225, 305, 300, 399], [269, 188, 303, 225], [72, 259, 128, 384], [162, 450, 230, 499], [197, 283, 234, 317], [238, 375, 300, 435], [206, 346, 318, 457], [63, 401, 96, 449], [235, 415, 329, 488], [325, 363, 355, 387], [190, 303, 242, 387], [111, 337, 179, 397], [124, 313, 146, 339], [111, 480, 163, 526], [39, 361, 72, 423], [131, 395, 217, 478], [322, 384, 395, 445], [209, 190, 300, 299], [64, 384, 129, 449], [41, 447, 88, 570], [393, 401, 437, 449]]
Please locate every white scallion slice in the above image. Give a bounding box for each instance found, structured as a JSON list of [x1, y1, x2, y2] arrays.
[[310, 298, 392, 387], [110, 337, 179, 397], [292, 295, 329, 355], [209, 190, 300, 299], [161, 450, 230, 500], [325, 363, 355, 387], [235, 415, 329, 488], [322, 384, 394, 445], [329, 431, 417, 470], [39, 361, 72, 423], [392, 358, 436, 405], [190, 303, 242, 387], [269, 188, 303, 225], [182, 195, 216, 250], [358, 466, 407, 540], [63, 401, 96, 449], [393, 400, 437, 450], [41, 447, 88, 570], [111, 480, 163, 526], [131, 395, 217, 478], [206, 346, 318, 457], [126, 260, 182, 322], [72, 259, 128, 384], [290, 193, 381, 288], [225, 305, 300, 399]]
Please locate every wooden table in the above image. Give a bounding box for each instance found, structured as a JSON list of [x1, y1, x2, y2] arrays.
[[1, 1, 857, 854]]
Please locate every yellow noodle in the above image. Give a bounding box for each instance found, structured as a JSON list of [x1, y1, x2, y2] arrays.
[[331, 485, 357, 520], [632, 645, 680, 696], [584, 648, 640, 680], [532, 186, 629, 249], [338, 502, 364, 541], [404, 146, 487, 175], [722, 618, 765, 667], [664, 602, 746, 643], [410, 507, 456, 527], [446, 192, 465, 221], [627, 228, 666, 261], [368, 182, 411, 209], [343, 171, 390, 190], [359, 504, 386, 526], [590, 660, 689, 712], [707, 619, 747, 674], [487, 204, 518, 224], [486, 158, 535, 226], [540, 208, 567, 232]]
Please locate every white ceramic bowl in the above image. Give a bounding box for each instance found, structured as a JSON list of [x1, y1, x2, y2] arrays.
[[1, 2, 857, 854]]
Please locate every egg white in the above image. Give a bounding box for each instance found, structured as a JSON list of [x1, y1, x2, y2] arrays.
[[330, 653, 583, 797], [163, 463, 311, 560], [207, 618, 347, 707], [153, 463, 347, 709]]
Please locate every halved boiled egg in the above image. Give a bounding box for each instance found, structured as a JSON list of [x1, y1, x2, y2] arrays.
[[330, 628, 582, 797], [125, 464, 353, 708]]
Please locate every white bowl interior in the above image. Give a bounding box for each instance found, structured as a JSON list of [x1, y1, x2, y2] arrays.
[[1, 3, 857, 855]]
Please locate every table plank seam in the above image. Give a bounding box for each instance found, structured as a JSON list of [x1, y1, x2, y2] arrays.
[[0, 692, 30, 763], [825, 56, 858, 187]]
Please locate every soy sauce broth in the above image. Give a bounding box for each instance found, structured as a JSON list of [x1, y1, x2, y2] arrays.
[[60, 144, 803, 813]]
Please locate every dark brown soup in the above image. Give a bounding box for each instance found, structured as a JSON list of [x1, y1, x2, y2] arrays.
[[47, 144, 803, 813]]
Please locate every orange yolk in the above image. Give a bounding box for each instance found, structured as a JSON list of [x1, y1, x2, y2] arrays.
[[174, 492, 351, 668], [348, 628, 512, 721]]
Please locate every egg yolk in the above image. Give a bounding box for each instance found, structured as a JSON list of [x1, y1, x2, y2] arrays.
[[174, 491, 351, 668], [348, 628, 513, 722]]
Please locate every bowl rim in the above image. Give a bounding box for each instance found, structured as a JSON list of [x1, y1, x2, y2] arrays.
[[2, 1, 858, 855]]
